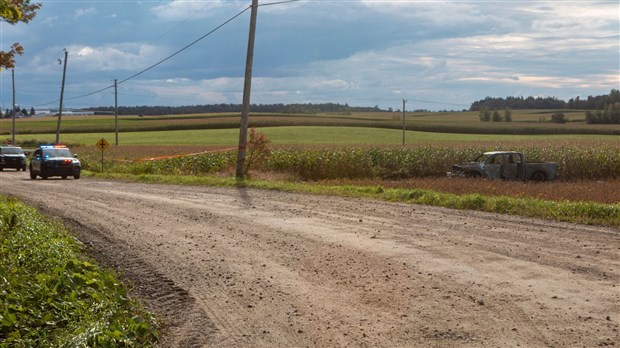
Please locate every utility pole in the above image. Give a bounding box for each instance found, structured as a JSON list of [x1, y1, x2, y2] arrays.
[[55, 49, 68, 144], [235, 0, 258, 179], [11, 69, 16, 145], [114, 79, 118, 145], [402, 99, 407, 145]]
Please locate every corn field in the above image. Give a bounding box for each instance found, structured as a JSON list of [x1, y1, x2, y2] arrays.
[[83, 143, 620, 181]]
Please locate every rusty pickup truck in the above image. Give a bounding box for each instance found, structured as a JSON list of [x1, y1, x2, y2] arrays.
[[447, 151, 558, 181]]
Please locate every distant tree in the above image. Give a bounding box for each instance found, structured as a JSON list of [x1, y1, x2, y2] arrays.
[[585, 102, 620, 124], [30, 106, 35, 115], [0, 0, 42, 71], [503, 107, 512, 122], [606, 102, 620, 124], [551, 112, 568, 123], [492, 109, 502, 122], [478, 106, 491, 122]]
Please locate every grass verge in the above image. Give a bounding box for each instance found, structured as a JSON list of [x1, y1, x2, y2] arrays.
[[84, 171, 620, 227], [0, 196, 159, 348]]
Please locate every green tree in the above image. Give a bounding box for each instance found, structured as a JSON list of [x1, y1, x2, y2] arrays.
[[503, 107, 512, 122], [0, 0, 41, 71], [551, 112, 568, 123], [492, 109, 502, 122], [478, 106, 491, 122]]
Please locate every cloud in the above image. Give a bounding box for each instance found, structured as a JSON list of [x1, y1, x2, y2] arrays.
[[74, 7, 97, 19], [26, 43, 168, 76], [3, 0, 618, 110], [151, 0, 226, 21]]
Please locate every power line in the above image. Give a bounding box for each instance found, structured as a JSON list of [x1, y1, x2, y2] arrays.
[[34, 4, 253, 107], [146, 2, 215, 46], [260, 0, 300, 7], [117, 5, 251, 85]]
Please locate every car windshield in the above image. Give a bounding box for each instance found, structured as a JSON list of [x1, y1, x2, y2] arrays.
[[475, 154, 490, 163], [43, 148, 73, 158], [1, 147, 24, 155]]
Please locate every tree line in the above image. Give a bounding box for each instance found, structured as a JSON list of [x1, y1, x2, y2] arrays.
[[469, 89, 620, 111], [85, 103, 382, 116]]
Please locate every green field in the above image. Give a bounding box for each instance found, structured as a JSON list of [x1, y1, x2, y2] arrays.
[[6, 126, 620, 148], [1, 110, 619, 140]]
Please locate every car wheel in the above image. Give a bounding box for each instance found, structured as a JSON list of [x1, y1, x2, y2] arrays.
[[42, 175, 48, 180], [62, 176, 67, 180], [74, 173, 81, 179]]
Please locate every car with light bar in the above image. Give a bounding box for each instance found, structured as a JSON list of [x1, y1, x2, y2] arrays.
[[0, 145, 27, 171], [29, 145, 81, 180]]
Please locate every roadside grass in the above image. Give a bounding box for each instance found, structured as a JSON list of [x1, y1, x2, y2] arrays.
[[0, 196, 159, 347], [83, 171, 620, 227]]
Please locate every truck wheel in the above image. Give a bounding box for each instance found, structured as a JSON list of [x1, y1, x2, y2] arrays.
[[30, 171, 36, 180], [74, 172, 80, 179], [531, 171, 547, 182]]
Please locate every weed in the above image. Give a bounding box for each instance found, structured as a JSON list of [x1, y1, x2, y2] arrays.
[[0, 197, 159, 347]]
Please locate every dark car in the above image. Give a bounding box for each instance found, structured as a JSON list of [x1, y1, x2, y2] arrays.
[[0, 146, 27, 171], [30, 145, 81, 180]]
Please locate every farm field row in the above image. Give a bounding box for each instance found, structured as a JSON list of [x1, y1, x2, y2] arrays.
[[8, 126, 620, 147], [1, 110, 618, 136]]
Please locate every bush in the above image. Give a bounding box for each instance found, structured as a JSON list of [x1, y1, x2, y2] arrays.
[[551, 112, 568, 123], [245, 128, 271, 176]]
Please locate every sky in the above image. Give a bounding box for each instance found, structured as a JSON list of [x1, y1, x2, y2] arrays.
[[1, 0, 618, 112]]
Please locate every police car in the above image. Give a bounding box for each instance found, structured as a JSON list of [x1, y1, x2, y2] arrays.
[[0, 146, 27, 171], [29, 145, 81, 180]]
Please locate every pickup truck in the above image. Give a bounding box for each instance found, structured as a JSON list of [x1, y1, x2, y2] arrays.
[[447, 151, 558, 181]]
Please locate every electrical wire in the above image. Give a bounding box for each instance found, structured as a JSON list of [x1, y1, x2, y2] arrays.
[[117, 5, 251, 85], [260, 0, 300, 7], [34, 4, 253, 107]]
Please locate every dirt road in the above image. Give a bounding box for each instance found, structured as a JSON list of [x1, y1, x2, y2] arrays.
[[1, 171, 618, 347]]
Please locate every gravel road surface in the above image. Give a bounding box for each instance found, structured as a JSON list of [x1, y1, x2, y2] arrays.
[[1, 171, 618, 347]]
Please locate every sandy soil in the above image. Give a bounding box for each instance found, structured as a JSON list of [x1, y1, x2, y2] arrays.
[[1, 171, 618, 347]]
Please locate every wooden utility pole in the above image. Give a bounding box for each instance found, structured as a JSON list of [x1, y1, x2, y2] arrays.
[[402, 99, 407, 145], [235, 0, 259, 179], [55, 49, 68, 144], [12, 69, 16, 145], [114, 79, 119, 145]]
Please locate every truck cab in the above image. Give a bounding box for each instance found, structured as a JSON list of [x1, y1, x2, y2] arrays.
[[449, 151, 558, 181]]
